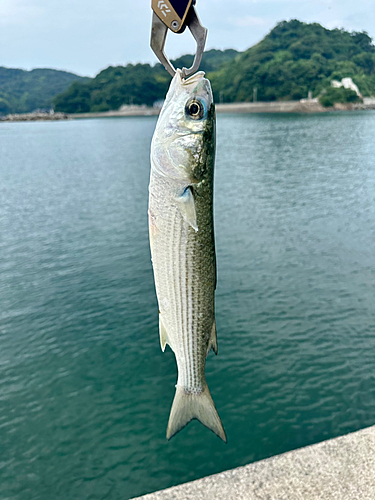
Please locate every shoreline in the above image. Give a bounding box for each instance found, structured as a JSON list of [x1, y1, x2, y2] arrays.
[[1, 100, 375, 122], [0, 111, 70, 122], [70, 100, 375, 119]]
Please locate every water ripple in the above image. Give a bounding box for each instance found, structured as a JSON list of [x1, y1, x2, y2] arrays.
[[1, 114, 375, 499]]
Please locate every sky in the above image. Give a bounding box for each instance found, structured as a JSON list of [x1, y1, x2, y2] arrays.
[[0, 0, 374, 77]]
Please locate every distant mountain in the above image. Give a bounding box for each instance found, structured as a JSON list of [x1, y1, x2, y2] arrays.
[[6, 20, 375, 115], [53, 49, 240, 113], [0, 68, 88, 114], [54, 21, 375, 113], [210, 20, 375, 102]]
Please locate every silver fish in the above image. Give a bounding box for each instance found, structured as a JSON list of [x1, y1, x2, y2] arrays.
[[148, 69, 226, 442]]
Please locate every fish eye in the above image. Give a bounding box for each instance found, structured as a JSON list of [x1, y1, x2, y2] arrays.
[[185, 98, 206, 120]]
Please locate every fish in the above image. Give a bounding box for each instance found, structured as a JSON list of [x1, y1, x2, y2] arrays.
[[148, 69, 226, 442]]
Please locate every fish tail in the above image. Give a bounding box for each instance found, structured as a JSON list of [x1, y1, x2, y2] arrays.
[[166, 384, 226, 442]]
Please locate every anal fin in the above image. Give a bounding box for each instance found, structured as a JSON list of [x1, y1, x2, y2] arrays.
[[207, 319, 218, 355], [159, 316, 169, 352]]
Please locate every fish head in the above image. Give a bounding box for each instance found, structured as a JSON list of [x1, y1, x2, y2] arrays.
[[151, 69, 215, 183]]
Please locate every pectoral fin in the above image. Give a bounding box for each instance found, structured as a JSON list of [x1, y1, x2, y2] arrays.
[[159, 316, 169, 352], [176, 187, 198, 232], [207, 319, 218, 355]]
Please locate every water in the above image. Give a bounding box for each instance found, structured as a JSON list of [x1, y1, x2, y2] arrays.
[[1, 112, 375, 499]]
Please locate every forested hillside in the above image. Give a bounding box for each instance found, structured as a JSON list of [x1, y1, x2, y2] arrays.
[[0, 68, 87, 114], [54, 20, 375, 112], [53, 49, 239, 113], [210, 20, 375, 102], [4, 20, 374, 114]]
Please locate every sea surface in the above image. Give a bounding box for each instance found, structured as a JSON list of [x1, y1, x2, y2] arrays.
[[1, 111, 375, 499]]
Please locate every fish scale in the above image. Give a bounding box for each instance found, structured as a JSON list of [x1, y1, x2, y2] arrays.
[[148, 69, 226, 441]]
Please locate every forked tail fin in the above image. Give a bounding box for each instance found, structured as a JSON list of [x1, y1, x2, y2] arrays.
[[166, 384, 226, 442]]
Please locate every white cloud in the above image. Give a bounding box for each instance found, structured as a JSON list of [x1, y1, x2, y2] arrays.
[[0, 0, 44, 26]]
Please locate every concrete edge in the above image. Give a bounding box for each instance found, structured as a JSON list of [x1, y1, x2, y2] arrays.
[[131, 425, 375, 499]]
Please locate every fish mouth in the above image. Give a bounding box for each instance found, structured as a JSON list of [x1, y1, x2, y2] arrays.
[[179, 69, 206, 86], [179, 70, 212, 100], [163, 69, 212, 110]]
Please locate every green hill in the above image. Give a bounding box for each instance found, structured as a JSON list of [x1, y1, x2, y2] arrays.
[[53, 49, 239, 113], [54, 20, 375, 113], [0, 68, 88, 115], [210, 20, 375, 102]]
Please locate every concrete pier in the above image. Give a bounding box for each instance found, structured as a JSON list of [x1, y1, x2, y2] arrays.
[[132, 425, 375, 500]]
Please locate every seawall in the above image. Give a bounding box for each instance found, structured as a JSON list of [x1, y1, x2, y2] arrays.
[[69, 100, 375, 119], [2, 101, 374, 122], [216, 100, 326, 113], [131, 425, 375, 500], [69, 101, 317, 118]]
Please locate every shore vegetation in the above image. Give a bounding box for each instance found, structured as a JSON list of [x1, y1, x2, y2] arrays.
[[53, 50, 238, 113], [55, 20, 375, 113], [210, 20, 375, 103], [2, 20, 374, 114]]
